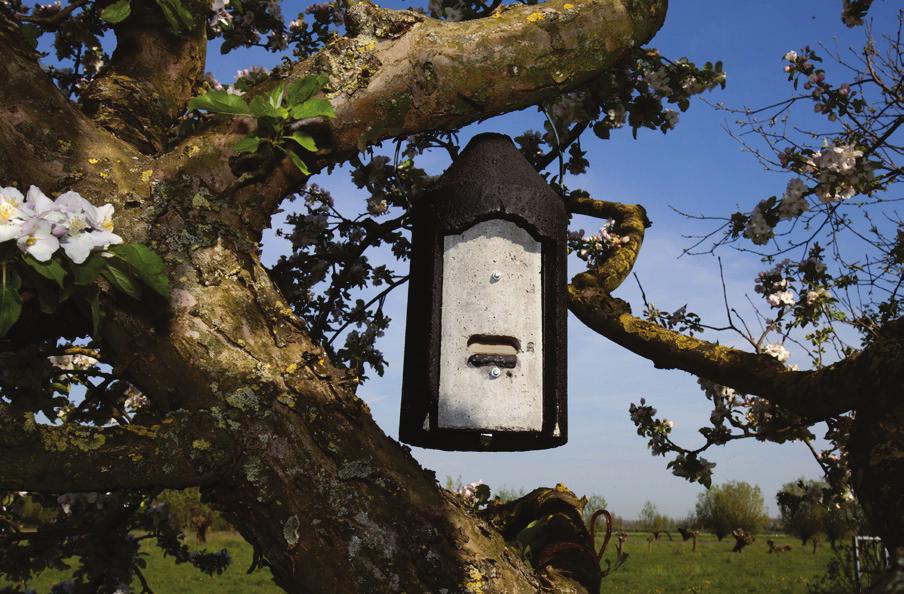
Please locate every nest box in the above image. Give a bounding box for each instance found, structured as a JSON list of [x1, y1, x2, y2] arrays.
[[399, 133, 567, 451]]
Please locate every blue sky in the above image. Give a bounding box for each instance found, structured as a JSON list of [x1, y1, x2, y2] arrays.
[[159, 0, 900, 518]]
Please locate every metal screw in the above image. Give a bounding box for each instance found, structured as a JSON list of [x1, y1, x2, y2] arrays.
[[489, 367, 501, 378], [490, 271, 502, 282]]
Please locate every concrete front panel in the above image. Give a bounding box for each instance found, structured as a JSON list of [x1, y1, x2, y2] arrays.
[[437, 219, 543, 431]]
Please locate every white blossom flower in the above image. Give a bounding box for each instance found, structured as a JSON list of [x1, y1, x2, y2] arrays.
[[458, 480, 484, 501], [805, 287, 828, 305], [784, 50, 798, 62], [606, 104, 626, 128], [17, 218, 59, 261], [778, 177, 808, 220], [49, 354, 98, 370], [767, 289, 796, 307], [663, 419, 674, 429], [745, 206, 773, 245], [663, 109, 679, 129], [0, 186, 25, 242], [645, 67, 672, 95], [763, 343, 790, 363], [124, 385, 149, 410]]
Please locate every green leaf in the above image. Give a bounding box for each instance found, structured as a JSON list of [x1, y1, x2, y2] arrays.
[[234, 136, 263, 154], [0, 266, 22, 337], [102, 262, 142, 300], [286, 75, 328, 107], [108, 243, 170, 298], [34, 280, 60, 314], [289, 99, 334, 120], [154, 0, 194, 32], [268, 84, 285, 109], [71, 254, 107, 285], [286, 150, 311, 175], [88, 290, 103, 335], [249, 95, 288, 119], [286, 132, 317, 152], [187, 90, 250, 115], [101, 0, 131, 24], [23, 254, 66, 288]]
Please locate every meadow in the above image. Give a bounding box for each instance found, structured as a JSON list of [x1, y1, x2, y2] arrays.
[[7, 531, 836, 593], [597, 532, 834, 594]]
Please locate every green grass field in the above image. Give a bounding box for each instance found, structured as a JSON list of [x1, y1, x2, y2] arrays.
[[6, 531, 835, 593], [598, 532, 833, 594]]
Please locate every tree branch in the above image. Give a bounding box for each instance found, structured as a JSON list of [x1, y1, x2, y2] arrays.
[[0, 405, 235, 493], [568, 285, 904, 420], [567, 194, 651, 291], [81, 0, 209, 153], [177, 0, 668, 236], [563, 195, 904, 421]]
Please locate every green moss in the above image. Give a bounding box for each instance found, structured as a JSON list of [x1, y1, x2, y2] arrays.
[[41, 424, 107, 453]]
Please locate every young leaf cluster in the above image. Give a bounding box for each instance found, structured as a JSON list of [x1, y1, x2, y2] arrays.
[[187, 75, 334, 175]]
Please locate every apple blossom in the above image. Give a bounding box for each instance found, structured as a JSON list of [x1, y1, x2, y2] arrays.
[[763, 343, 790, 363], [0, 185, 123, 264]]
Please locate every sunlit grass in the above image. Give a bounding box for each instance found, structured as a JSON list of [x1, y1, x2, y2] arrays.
[[597, 532, 833, 593]]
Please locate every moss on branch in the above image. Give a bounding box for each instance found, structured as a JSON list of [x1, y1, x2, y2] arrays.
[[0, 405, 234, 493]]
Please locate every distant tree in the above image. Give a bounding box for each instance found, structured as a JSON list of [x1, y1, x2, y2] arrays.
[[156, 488, 231, 533], [777, 479, 827, 546], [695, 481, 769, 540], [581, 494, 609, 529], [495, 486, 528, 503], [638, 501, 673, 539], [777, 479, 862, 548]]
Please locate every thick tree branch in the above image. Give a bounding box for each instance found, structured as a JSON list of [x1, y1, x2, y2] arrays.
[[567, 194, 651, 292], [81, 0, 208, 153], [0, 405, 235, 493], [569, 275, 903, 422], [562, 194, 903, 420], [175, 0, 668, 236]]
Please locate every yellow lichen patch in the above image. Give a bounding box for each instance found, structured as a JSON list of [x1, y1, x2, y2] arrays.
[[491, 10, 502, 18], [465, 567, 484, 594], [285, 363, 298, 374], [563, 2, 574, 9], [87, 158, 100, 165], [187, 145, 201, 158], [98, 171, 109, 179], [554, 482, 573, 494], [41, 425, 107, 453], [125, 424, 160, 437], [129, 452, 144, 462], [277, 392, 296, 408], [526, 11, 544, 23], [140, 169, 154, 183], [192, 439, 211, 450]]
